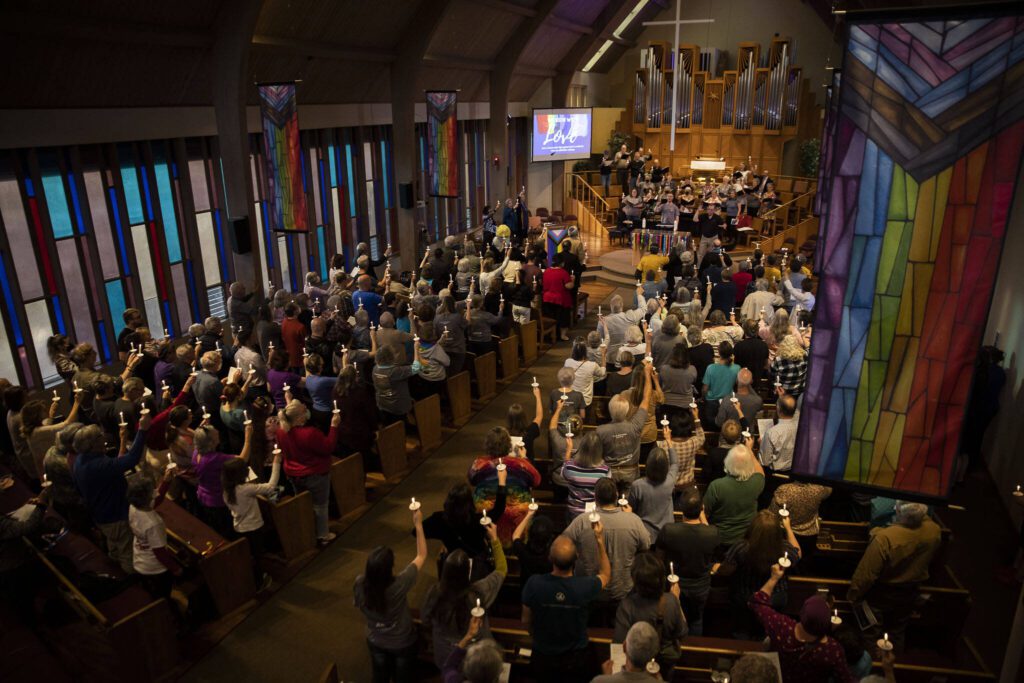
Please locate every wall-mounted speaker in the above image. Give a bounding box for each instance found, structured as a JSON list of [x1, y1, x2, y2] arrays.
[[230, 217, 252, 254], [399, 182, 414, 209]]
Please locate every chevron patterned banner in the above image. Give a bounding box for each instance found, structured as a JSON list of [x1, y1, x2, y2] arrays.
[[426, 91, 459, 198], [258, 83, 309, 232], [794, 11, 1024, 498]]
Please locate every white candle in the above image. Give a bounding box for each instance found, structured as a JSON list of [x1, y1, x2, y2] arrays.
[[52, 389, 59, 401], [1014, 485, 1023, 497], [119, 411, 126, 425], [333, 399, 339, 413], [409, 497, 421, 511]]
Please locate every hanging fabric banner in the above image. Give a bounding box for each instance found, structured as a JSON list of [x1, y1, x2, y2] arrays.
[[426, 91, 459, 198], [793, 9, 1024, 499], [258, 82, 309, 232]]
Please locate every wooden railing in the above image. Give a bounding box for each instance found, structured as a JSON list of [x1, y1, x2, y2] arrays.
[[567, 172, 613, 221]]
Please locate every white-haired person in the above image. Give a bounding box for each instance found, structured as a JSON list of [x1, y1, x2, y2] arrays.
[[192, 350, 225, 422], [847, 501, 941, 652], [703, 444, 765, 549], [563, 337, 607, 413], [598, 284, 648, 369], [441, 616, 505, 683], [740, 278, 784, 323], [597, 362, 653, 483], [276, 399, 342, 545], [595, 621, 662, 682]]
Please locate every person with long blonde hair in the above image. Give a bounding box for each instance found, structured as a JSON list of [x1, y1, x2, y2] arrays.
[[275, 399, 341, 545]]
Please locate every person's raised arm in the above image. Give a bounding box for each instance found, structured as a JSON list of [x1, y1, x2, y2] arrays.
[[411, 507, 428, 570], [640, 363, 653, 413], [549, 398, 564, 431], [485, 522, 507, 576], [512, 507, 536, 543], [594, 519, 612, 588], [532, 384, 543, 427], [238, 423, 254, 464], [117, 411, 151, 471]]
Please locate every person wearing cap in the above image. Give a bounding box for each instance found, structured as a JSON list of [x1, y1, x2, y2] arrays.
[[749, 563, 855, 682], [595, 620, 663, 681]]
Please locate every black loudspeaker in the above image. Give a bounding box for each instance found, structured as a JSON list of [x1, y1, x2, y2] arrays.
[[399, 182, 414, 209], [230, 217, 252, 254]]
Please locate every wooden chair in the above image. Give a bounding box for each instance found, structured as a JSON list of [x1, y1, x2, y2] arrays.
[[471, 351, 497, 402], [376, 420, 408, 481], [330, 454, 367, 518], [537, 306, 558, 347], [445, 371, 472, 427], [258, 491, 317, 561], [497, 334, 520, 383], [518, 320, 539, 365], [412, 394, 443, 451]]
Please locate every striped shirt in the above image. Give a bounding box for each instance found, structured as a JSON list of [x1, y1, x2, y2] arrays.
[[562, 461, 610, 517]]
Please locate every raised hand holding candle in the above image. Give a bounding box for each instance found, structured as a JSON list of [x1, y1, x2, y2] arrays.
[[52, 389, 59, 402], [877, 633, 893, 651], [831, 609, 842, 626], [778, 551, 791, 568], [779, 503, 789, 518], [243, 410, 251, 425], [528, 497, 538, 512], [668, 561, 679, 583], [333, 400, 340, 414], [119, 411, 127, 426], [409, 497, 421, 511], [1014, 485, 1023, 497], [479, 511, 491, 526], [531, 376, 539, 388], [470, 598, 485, 618], [496, 458, 506, 472]]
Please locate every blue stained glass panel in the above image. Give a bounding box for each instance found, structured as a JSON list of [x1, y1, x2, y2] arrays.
[[67, 173, 86, 235], [108, 188, 132, 275], [139, 163, 155, 221], [96, 320, 110, 362], [162, 301, 174, 337], [51, 295, 65, 335], [261, 201, 274, 268], [213, 210, 229, 283], [154, 160, 182, 263], [328, 145, 338, 187], [317, 226, 328, 281], [380, 140, 391, 208], [0, 254, 24, 345], [41, 166, 73, 239], [105, 280, 127, 337], [118, 151, 145, 225], [345, 144, 356, 216]]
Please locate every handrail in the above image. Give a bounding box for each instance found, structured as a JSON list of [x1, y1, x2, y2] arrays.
[[567, 172, 611, 215]]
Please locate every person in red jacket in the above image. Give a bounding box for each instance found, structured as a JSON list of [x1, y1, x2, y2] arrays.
[[276, 399, 340, 544], [280, 302, 308, 374], [542, 252, 574, 342]]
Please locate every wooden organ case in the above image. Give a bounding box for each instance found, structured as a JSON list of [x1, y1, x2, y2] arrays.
[[624, 37, 813, 176]]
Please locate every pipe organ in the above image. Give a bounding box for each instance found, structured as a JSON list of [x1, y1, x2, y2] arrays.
[[623, 38, 811, 175]]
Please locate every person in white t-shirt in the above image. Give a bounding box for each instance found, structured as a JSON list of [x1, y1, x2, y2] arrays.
[[221, 424, 277, 592], [126, 468, 182, 599]]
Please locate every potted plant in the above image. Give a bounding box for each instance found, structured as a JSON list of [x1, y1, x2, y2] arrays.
[[799, 138, 820, 177]]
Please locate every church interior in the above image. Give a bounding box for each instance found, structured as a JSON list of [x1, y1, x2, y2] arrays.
[[1, 0, 1023, 681]]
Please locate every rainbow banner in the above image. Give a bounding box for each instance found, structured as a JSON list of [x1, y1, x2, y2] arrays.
[[426, 91, 459, 198], [794, 11, 1024, 498], [258, 83, 308, 232]]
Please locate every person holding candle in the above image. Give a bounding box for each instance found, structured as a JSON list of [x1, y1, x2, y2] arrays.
[[420, 520, 507, 670], [219, 370, 254, 453], [768, 481, 832, 567], [266, 350, 304, 410], [276, 399, 342, 545], [302, 353, 338, 433], [563, 337, 607, 412], [597, 363, 654, 483], [422, 482, 506, 582], [192, 350, 226, 424], [770, 336, 809, 399], [748, 564, 855, 683], [72, 412, 153, 573], [409, 321, 451, 401], [222, 432, 280, 592], [467, 427, 540, 546], [759, 394, 799, 481], [521, 518, 611, 682], [598, 289, 648, 369], [563, 478, 649, 603], [505, 382, 543, 462], [126, 467, 184, 599], [701, 340, 740, 428], [721, 509, 801, 638], [704, 445, 765, 549], [22, 390, 83, 482], [846, 501, 941, 652], [354, 504, 428, 683], [611, 552, 687, 674], [511, 504, 555, 586], [191, 423, 245, 537]]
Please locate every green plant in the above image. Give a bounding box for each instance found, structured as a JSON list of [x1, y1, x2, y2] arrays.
[[607, 130, 630, 154], [799, 138, 821, 177]]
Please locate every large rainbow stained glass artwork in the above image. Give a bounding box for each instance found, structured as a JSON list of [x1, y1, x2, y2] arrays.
[[794, 11, 1024, 498], [426, 91, 459, 198], [258, 83, 309, 232]]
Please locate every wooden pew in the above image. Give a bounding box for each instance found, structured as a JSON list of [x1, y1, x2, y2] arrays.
[[377, 420, 408, 481], [496, 334, 520, 383], [518, 320, 539, 365], [476, 616, 993, 683], [412, 394, 443, 452], [259, 491, 317, 561], [27, 533, 179, 682], [157, 499, 256, 616], [330, 454, 367, 518], [537, 308, 558, 347], [471, 351, 497, 403], [445, 371, 472, 427]]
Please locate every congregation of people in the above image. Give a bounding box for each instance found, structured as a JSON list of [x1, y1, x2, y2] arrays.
[[0, 202, 936, 683]]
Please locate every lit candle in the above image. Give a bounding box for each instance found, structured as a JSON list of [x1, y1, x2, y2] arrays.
[[831, 609, 842, 626], [877, 633, 893, 651], [52, 389, 59, 402], [779, 503, 789, 518], [531, 376, 539, 388], [119, 411, 126, 426], [528, 497, 538, 511], [471, 597, 485, 617], [333, 399, 340, 414], [778, 551, 791, 568], [409, 497, 421, 511], [1014, 485, 1023, 497], [243, 410, 251, 424]]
